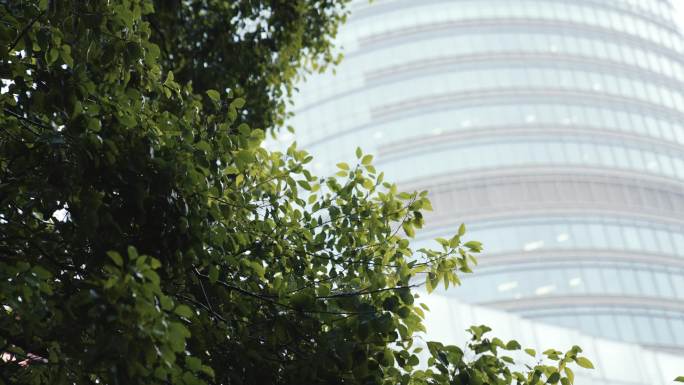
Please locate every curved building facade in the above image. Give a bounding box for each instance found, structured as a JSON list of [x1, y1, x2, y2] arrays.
[[282, 0, 684, 354]]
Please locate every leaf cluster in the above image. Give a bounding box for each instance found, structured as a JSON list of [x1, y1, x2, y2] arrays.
[[147, 0, 350, 130]]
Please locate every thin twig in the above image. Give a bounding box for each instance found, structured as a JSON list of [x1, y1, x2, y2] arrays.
[[8, 11, 44, 53]]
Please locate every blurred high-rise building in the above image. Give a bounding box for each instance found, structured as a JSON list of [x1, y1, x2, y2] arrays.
[[280, 0, 684, 358]]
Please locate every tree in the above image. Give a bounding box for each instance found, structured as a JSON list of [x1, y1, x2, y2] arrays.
[[147, 0, 349, 130], [0, 1, 590, 384]]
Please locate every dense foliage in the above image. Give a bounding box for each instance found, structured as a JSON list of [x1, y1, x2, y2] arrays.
[[147, 0, 348, 130], [1, 1, 591, 384]]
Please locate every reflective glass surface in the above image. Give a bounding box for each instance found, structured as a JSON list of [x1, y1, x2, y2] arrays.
[[377, 138, 684, 183]]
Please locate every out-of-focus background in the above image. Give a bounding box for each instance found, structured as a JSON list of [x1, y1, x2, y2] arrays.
[[273, 1, 684, 383]]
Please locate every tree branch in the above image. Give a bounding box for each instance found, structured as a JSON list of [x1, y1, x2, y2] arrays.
[[7, 11, 44, 53], [315, 284, 417, 299]]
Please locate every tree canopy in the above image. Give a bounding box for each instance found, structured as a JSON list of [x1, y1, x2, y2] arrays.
[[1, 1, 590, 384], [147, 0, 349, 130]]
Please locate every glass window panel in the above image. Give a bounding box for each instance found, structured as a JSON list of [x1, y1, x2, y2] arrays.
[[588, 224, 608, 248], [620, 268, 641, 296], [601, 268, 622, 294], [654, 271, 675, 298], [583, 268, 605, 292], [637, 270, 658, 296], [611, 146, 630, 168], [616, 314, 639, 343], [670, 318, 684, 345], [672, 270, 684, 299], [674, 233, 684, 251], [598, 314, 621, 340], [605, 225, 626, 250], [634, 315, 656, 343], [578, 313, 601, 336], [639, 227, 659, 253], [650, 316, 674, 345], [622, 226, 642, 250], [655, 229, 674, 253]]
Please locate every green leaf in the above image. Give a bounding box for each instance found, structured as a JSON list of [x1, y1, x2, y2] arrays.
[[202, 365, 216, 378], [46, 47, 59, 65], [206, 89, 220, 101], [356, 147, 362, 158], [31, 266, 52, 279], [674, 376, 684, 383], [160, 295, 174, 311], [297, 180, 311, 190], [336, 162, 349, 170], [435, 237, 449, 248], [107, 251, 123, 267], [208, 266, 219, 283], [149, 258, 162, 269], [575, 357, 594, 369], [61, 45, 74, 67], [230, 97, 246, 109], [168, 322, 190, 352], [235, 150, 254, 168], [397, 192, 412, 200], [174, 305, 194, 318], [186, 356, 202, 372], [505, 340, 521, 350], [458, 223, 466, 236], [524, 348, 536, 357], [361, 154, 373, 165], [402, 222, 415, 237], [564, 367, 575, 385], [547, 372, 561, 384], [464, 240, 483, 252], [127, 245, 138, 260]]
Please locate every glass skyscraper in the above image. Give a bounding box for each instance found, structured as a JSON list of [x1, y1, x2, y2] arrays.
[[279, 0, 684, 357]]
